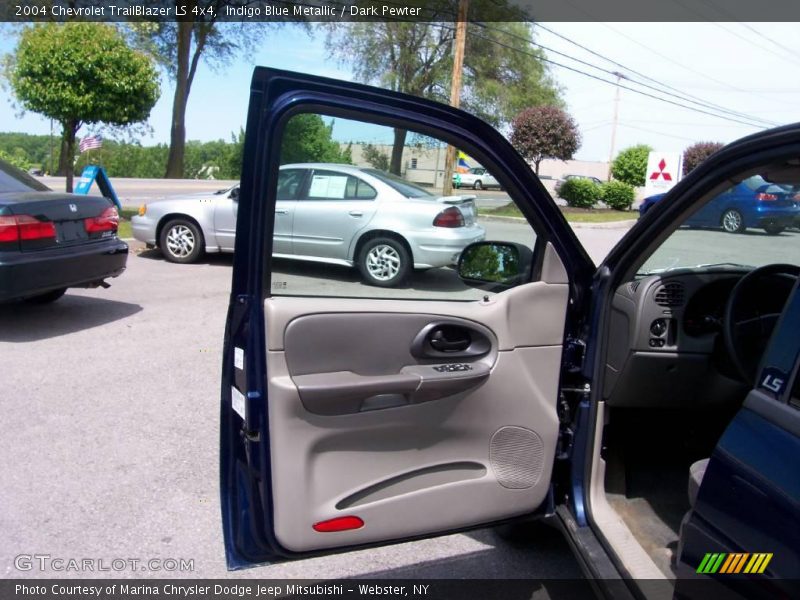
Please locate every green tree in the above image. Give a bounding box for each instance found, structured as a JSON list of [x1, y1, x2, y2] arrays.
[[280, 114, 351, 165], [0, 148, 31, 171], [6, 23, 159, 191], [127, 7, 282, 178], [611, 144, 653, 188], [361, 143, 391, 171], [510, 106, 581, 174], [683, 141, 724, 176], [0, 133, 52, 172], [325, 15, 560, 174]]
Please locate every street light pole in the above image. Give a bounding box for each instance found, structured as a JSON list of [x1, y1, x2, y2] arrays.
[[442, 0, 469, 197]]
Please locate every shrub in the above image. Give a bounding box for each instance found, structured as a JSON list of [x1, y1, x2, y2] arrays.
[[558, 177, 599, 208], [601, 180, 636, 211], [611, 144, 652, 187], [683, 141, 724, 176]]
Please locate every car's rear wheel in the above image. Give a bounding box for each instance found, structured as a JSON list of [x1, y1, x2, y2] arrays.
[[473, 180, 483, 190], [25, 288, 67, 304], [764, 224, 785, 235], [721, 209, 745, 233], [358, 237, 411, 287], [160, 219, 204, 264]]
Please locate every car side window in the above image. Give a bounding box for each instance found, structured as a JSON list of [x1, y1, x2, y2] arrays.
[[345, 175, 378, 200], [276, 169, 305, 200], [301, 170, 376, 201]]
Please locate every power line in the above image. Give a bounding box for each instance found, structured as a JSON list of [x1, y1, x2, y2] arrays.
[[455, 25, 774, 130], [618, 123, 702, 143], [475, 22, 778, 127], [527, 21, 778, 120], [691, 0, 800, 65], [594, 21, 786, 109]]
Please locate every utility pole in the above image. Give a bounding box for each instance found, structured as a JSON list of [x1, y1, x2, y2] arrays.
[[442, 0, 469, 197], [607, 71, 625, 181]]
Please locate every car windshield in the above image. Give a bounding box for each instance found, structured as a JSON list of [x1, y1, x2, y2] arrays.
[[0, 160, 51, 193], [468, 168, 484, 175], [637, 169, 800, 275], [362, 168, 433, 198]]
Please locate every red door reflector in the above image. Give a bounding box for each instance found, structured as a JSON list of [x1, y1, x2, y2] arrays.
[[312, 516, 364, 532]]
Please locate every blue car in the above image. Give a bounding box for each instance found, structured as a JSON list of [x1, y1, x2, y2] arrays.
[[221, 69, 800, 598], [640, 175, 800, 234]]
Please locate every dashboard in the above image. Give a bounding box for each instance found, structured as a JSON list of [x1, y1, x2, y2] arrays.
[[603, 268, 755, 408]]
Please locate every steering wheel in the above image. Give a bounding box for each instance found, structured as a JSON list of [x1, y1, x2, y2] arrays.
[[723, 263, 800, 384]]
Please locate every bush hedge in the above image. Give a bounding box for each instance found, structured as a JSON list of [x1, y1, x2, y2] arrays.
[[601, 180, 636, 211], [558, 177, 599, 208]]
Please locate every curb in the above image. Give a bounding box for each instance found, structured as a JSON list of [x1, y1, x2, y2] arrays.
[[478, 214, 637, 229]]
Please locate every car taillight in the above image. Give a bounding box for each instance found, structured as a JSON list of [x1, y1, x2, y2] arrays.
[[433, 206, 465, 228], [755, 192, 777, 201], [84, 206, 119, 233], [0, 215, 56, 242]]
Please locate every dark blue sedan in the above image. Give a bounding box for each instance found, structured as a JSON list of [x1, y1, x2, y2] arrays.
[[639, 175, 800, 234]]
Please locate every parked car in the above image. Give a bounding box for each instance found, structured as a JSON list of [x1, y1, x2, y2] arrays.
[[220, 69, 800, 599], [0, 159, 127, 304], [554, 173, 603, 195], [133, 163, 484, 287], [452, 167, 501, 190], [639, 175, 800, 234]]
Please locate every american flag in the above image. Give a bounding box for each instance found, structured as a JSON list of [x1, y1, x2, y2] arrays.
[[79, 135, 103, 153]]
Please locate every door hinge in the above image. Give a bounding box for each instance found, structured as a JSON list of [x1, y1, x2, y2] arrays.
[[564, 337, 586, 373]]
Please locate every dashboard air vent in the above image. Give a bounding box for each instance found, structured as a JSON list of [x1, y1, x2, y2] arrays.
[[654, 282, 685, 307], [628, 281, 641, 294]]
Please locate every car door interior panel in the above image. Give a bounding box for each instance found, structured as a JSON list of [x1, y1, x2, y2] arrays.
[[263, 278, 569, 552]]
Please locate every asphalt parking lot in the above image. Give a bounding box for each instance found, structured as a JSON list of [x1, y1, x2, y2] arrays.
[[4, 218, 798, 584], [0, 219, 628, 584]]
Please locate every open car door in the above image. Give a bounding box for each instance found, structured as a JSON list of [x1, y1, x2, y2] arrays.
[[220, 68, 594, 568]]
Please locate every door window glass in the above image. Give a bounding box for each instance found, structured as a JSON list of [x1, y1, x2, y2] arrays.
[[269, 113, 537, 300], [276, 169, 305, 200], [636, 168, 800, 277]]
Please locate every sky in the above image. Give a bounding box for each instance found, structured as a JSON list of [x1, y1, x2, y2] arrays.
[[0, 22, 798, 163]]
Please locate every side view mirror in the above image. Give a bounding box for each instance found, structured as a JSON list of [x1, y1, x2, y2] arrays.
[[457, 241, 533, 291], [229, 187, 240, 201]]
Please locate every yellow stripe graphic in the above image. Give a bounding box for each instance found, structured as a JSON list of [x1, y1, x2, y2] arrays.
[[733, 553, 749, 573], [743, 554, 757, 573], [757, 553, 773, 574]]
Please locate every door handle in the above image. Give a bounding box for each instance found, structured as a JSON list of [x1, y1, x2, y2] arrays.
[[275, 209, 288, 214], [348, 210, 363, 217], [429, 327, 471, 353]]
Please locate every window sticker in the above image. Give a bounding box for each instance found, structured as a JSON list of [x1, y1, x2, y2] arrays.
[[309, 175, 348, 198]]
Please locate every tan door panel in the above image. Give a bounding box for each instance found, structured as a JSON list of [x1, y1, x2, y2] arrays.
[[264, 279, 569, 551]]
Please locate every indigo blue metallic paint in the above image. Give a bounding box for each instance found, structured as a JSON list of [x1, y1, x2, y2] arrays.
[[220, 67, 595, 567]]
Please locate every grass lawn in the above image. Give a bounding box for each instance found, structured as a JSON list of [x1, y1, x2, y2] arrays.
[[479, 203, 638, 223], [118, 207, 137, 239]]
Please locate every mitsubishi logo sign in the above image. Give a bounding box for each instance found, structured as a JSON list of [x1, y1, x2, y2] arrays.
[[650, 159, 673, 181], [644, 152, 682, 196]]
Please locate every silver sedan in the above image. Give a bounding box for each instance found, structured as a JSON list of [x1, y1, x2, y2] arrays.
[[132, 163, 485, 287]]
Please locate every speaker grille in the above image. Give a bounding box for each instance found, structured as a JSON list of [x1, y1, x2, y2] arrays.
[[490, 426, 544, 489]]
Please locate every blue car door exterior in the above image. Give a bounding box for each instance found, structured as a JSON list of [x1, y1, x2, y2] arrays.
[[219, 67, 594, 568]]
